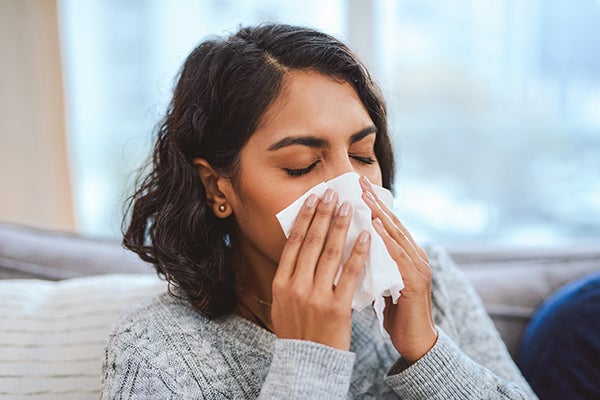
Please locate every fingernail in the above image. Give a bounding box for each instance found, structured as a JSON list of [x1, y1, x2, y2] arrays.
[[373, 218, 383, 228], [359, 231, 370, 243], [361, 176, 374, 190], [323, 188, 335, 204], [338, 202, 350, 217], [305, 194, 317, 208]]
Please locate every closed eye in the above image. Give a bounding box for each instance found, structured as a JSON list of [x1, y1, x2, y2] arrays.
[[284, 160, 320, 177], [351, 155, 376, 165]]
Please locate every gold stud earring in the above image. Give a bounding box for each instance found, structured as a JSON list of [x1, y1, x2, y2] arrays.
[[218, 204, 227, 213]]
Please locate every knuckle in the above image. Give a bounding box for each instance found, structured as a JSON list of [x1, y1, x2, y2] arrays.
[[332, 217, 348, 230], [355, 241, 369, 255], [393, 226, 404, 240], [326, 303, 345, 319], [422, 265, 432, 280], [320, 303, 337, 317], [287, 231, 305, 244], [343, 261, 361, 277], [316, 204, 333, 217], [322, 245, 340, 260], [309, 295, 336, 313], [289, 284, 307, 300], [298, 205, 315, 219], [306, 295, 324, 310], [390, 254, 403, 265], [271, 277, 286, 294], [304, 232, 322, 245], [394, 250, 408, 261]]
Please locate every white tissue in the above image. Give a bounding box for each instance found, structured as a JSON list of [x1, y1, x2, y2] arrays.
[[276, 172, 404, 333]]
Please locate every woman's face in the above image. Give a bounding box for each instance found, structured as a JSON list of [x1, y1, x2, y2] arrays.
[[222, 70, 383, 269]]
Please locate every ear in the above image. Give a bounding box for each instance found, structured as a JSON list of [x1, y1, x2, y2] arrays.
[[192, 158, 233, 218]]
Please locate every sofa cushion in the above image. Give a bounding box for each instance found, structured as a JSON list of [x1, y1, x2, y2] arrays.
[[2, 223, 598, 367], [0, 274, 165, 400]]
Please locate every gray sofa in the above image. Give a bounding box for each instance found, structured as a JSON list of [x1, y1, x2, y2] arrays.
[[0, 222, 598, 399]]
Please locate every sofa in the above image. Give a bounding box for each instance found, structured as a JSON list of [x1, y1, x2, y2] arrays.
[[0, 222, 598, 399]]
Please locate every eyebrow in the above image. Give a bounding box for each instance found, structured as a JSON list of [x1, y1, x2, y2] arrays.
[[268, 126, 377, 151]]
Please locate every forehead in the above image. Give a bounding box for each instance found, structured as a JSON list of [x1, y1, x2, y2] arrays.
[[250, 70, 374, 148]]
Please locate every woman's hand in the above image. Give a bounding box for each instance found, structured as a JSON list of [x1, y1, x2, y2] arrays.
[[360, 176, 438, 363], [271, 189, 371, 351]]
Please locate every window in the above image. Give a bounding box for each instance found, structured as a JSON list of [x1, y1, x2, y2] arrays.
[[59, 0, 600, 246]]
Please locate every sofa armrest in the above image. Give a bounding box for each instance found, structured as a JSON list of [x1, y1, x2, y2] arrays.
[[0, 223, 152, 280], [448, 244, 600, 358]]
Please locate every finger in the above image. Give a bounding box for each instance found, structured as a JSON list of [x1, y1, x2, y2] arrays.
[[335, 231, 370, 302], [314, 202, 352, 289], [372, 215, 432, 289], [276, 194, 319, 280], [359, 176, 418, 241], [371, 217, 420, 283], [293, 189, 338, 282], [360, 177, 428, 262], [372, 217, 433, 292], [362, 189, 425, 264]]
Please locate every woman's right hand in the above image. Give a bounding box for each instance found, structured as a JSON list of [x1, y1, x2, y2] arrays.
[[271, 189, 371, 351]]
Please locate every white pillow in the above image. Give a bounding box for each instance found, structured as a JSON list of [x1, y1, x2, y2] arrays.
[[0, 274, 165, 400]]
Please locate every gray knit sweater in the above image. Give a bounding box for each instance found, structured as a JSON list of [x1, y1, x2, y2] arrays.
[[101, 245, 538, 399]]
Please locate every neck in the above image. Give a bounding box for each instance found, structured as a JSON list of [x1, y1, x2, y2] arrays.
[[234, 240, 277, 332]]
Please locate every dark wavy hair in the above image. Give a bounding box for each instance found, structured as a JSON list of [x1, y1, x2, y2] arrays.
[[123, 24, 395, 318]]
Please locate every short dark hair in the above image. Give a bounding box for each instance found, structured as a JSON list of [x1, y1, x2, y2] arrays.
[[122, 24, 395, 318]]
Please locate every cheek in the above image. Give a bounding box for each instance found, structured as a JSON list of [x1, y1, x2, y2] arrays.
[[231, 181, 302, 262], [230, 202, 283, 261], [367, 166, 383, 187]]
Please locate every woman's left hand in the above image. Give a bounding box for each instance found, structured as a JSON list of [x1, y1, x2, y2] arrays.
[[360, 176, 438, 364]]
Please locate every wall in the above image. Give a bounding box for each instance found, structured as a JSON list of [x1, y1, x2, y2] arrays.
[[0, 0, 75, 231]]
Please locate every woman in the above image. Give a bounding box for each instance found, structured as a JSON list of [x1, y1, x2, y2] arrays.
[[101, 24, 537, 399]]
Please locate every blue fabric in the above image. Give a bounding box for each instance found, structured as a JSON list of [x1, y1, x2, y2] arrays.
[[518, 271, 600, 400]]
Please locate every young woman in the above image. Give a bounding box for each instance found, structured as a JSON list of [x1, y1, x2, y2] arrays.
[[101, 24, 538, 399]]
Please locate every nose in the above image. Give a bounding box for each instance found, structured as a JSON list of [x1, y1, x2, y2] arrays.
[[323, 152, 356, 182]]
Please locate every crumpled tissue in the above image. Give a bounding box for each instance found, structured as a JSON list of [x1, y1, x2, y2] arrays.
[[276, 171, 404, 333]]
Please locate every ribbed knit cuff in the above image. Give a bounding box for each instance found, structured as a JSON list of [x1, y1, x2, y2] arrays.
[[260, 339, 355, 399], [385, 328, 489, 399]]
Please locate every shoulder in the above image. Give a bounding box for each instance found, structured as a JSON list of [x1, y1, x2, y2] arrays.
[[105, 291, 272, 363], [102, 293, 207, 397], [104, 292, 219, 374], [106, 291, 276, 364], [103, 292, 274, 398], [108, 292, 274, 351], [109, 291, 209, 338]]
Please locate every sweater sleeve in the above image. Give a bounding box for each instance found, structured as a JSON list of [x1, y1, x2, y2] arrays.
[[259, 339, 355, 400], [384, 245, 538, 400]]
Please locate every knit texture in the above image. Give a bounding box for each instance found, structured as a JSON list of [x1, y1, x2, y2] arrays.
[[101, 245, 538, 399]]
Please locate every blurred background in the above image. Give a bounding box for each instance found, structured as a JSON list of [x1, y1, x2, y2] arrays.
[[1, 0, 599, 247]]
